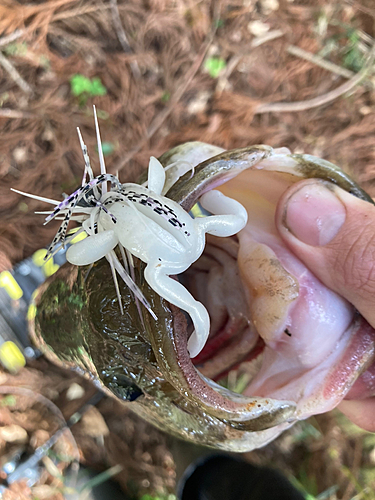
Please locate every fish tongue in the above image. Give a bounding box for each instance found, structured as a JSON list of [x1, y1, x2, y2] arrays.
[[237, 230, 299, 345]]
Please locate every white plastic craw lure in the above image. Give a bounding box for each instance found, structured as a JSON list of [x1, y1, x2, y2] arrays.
[[12, 107, 247, 358]]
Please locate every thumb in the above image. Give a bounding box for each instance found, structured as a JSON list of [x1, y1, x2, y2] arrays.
[[275, 179, 375, 328]]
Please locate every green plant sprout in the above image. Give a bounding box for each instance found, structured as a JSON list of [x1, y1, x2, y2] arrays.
[[0, 395, 16, 407], [161, 91, 171, 103], [318, 23, 367, 73], [342, 29, 365, 72], [204, 57, 226, 78], [4, 42, 28, 57], [95, 141, 116, 156], [77, 465, 123, 494], [70, 74, 107, 105]]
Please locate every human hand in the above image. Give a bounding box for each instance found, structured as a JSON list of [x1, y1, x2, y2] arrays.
[[275, 179, 375, 431]]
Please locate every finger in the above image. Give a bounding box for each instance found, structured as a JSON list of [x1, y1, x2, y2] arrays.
[[275, 179, 375, 328], [338, 398, 375, 432]]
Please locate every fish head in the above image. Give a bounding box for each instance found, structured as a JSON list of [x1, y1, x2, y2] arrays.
[[29, 142, 375, 451]]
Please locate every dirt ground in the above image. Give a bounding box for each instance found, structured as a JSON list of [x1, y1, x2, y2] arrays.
[[1, 0, 375, 498]]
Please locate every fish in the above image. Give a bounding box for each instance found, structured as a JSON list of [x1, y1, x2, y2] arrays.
[[27, 141, 375, 452]]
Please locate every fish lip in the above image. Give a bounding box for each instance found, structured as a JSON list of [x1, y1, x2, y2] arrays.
[[166, 146, 274, 211], [143, 302, 297, 432]]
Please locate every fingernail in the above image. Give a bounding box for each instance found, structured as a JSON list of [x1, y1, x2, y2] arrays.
[[283, 182, 346, 246]]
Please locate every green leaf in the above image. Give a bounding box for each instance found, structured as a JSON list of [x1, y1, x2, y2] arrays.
[[90, 77, 107, 96], [95, 142, 115, 156], [139, 496, 162, 500], [161, 91, 171, 103], [204, 57, 226, 78], [348, 29, 360, 45], [0, 395, 16, 407], [70, 74, 93, 96], [39, 55, 50, 69], [4, 42, 27, 57], [0, 92, 9, 106], [70, 74, 107, 97], [343, 48, 364, 72], [78, 465, 123, 493]]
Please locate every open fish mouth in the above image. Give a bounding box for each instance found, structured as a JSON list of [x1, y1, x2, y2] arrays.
[[29, 142, 375, 452], [151, 143, 375, 432]]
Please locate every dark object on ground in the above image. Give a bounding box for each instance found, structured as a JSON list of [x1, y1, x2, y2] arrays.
[[178, 454, 305, 500]]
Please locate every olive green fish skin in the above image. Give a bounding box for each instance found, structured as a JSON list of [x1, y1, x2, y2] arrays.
[[291, 154, 374, 204], [166, 146, 273, 210], [164, 146, 373, 208], [142, 296, 296, 431], [29, 260, 293, 450], [31, 263, 159, 398]]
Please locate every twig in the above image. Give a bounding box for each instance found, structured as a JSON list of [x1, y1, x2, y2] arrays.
[[254, 48, 375, 114], [0, 51, 33, 95], [287, 44, 354, 79], [115, 3, 222, 172], [0, 109, 35, 119], [0, 29, 24, 49], [251, 29, 284, 48], [254, 71, 363, 114], [51, 3, 111, 22], [110, 0, 141, 80], [110, 0, 132, 53], [51, 2, 138, 23]]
